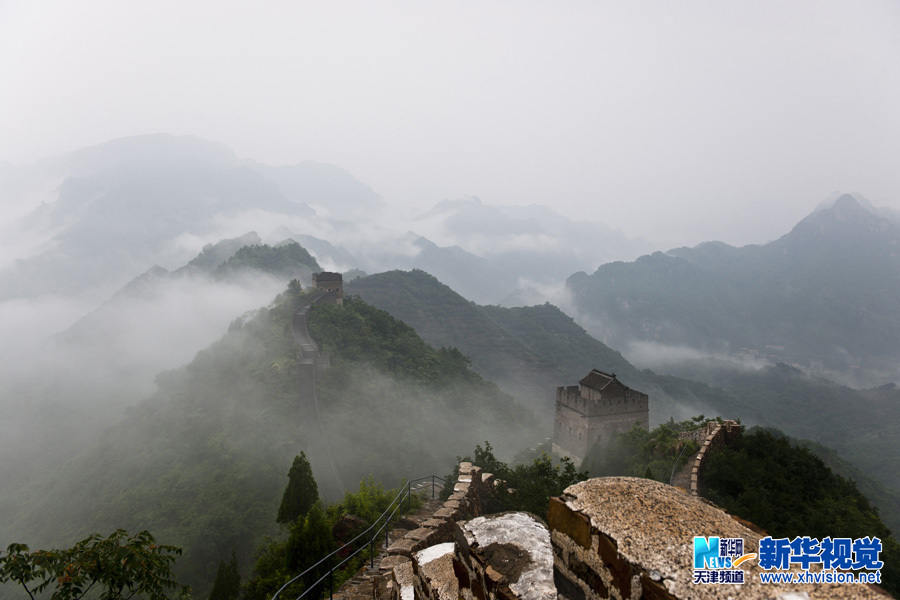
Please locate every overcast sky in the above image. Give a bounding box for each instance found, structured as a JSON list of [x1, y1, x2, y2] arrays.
[[1, 0, 898, 247]]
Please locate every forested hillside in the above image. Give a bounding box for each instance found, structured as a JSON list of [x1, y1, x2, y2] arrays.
[[346, 269, 900, 533], [346, 269, 720, 418], [2, 284, 532, 598]]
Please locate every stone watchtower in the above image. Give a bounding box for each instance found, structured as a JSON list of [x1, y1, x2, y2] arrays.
[[312, 272, 343, 305], [553, 369, 649, 462]]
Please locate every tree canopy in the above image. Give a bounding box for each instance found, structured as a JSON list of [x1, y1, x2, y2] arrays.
[[207, 553, 240, 600], [456, 441, 587, 516], [0, 529, 188, 600]]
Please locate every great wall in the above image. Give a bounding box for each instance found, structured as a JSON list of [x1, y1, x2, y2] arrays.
[[668, 419, 743, 497], [317, 462, 889, 600], [292, 274, 890, 600]]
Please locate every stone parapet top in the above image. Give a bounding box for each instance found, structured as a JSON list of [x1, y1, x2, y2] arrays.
[[456, 512, 556, 600], [554, 477, 889, 599]]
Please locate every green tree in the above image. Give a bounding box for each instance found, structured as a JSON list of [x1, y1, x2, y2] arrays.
[[285, 502, 333, 573], [207, 552, 240, 600], [460, 441, 588, 515], [285, 502, 333, 599], [0, 529, 189, 600], [277, 452, 319, 524], [582, 418, 703, 481], [241, 539, 292, 600]]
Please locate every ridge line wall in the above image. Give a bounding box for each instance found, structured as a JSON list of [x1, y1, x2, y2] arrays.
[[689, 419, 742, 496]]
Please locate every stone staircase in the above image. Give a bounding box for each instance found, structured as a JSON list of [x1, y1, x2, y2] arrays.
[[332, 494, 445, 600]]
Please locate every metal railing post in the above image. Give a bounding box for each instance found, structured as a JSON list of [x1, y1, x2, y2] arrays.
[[329, 570, 333, 600], [370, 537, 374, 569], [406, 481, 410, 511]]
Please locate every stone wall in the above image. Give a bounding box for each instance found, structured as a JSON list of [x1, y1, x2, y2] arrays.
[[373, 463, 890, 600], [376, 462, 496, 600], [548, 477, 889, 600], [688, 419, 741, 497], [379, 463, 557, 600]]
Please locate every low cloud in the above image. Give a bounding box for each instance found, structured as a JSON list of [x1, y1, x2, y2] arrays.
[[623, 340, 773, 373]]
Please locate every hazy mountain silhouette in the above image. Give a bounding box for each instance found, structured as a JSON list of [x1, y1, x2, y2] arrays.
[[413, 197, 651, 304], [0, 135, 383, 299], [567, 194, 900, 386]]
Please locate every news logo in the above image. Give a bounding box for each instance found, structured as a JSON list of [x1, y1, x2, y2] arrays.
[[692, 536, 756, 584], [691, 535, 884, 585], [756, 536, 883, 585]]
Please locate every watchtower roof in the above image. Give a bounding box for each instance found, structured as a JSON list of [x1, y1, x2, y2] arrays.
[[313, 271, 342, 282], [579, 369, 618, 391]]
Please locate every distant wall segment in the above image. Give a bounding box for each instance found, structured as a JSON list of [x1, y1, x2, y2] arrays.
[[689, 419, 742, 497]]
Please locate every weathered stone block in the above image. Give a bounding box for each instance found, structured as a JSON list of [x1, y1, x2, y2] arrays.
[[387, 537, 418, 557], [547, 497, 591, 549], [414, 543, 458, 600], [421, 518, 447, 528], [379, 554, 410, 572], [456, 513, 556, 600], [596, 531, 632, 597], [392, 558, 415, 600], [433, 507, 458, 519]]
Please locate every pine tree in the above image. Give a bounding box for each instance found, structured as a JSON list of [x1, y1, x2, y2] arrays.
[[277, 452, 319, 524], [208, 552, 241, 600]]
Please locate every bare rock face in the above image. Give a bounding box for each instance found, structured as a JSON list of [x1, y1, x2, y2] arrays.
[[454, 512, 557, 600], [550, 477, 890, 600]]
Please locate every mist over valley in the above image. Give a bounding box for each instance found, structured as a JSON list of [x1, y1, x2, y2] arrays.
[[2, 4, 899, 595]]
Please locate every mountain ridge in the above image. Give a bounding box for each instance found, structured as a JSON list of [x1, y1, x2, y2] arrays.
[[567, 193, 900, 386]]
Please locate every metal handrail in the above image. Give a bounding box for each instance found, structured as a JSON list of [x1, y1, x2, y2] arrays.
[[271, 474, 447, 600]]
